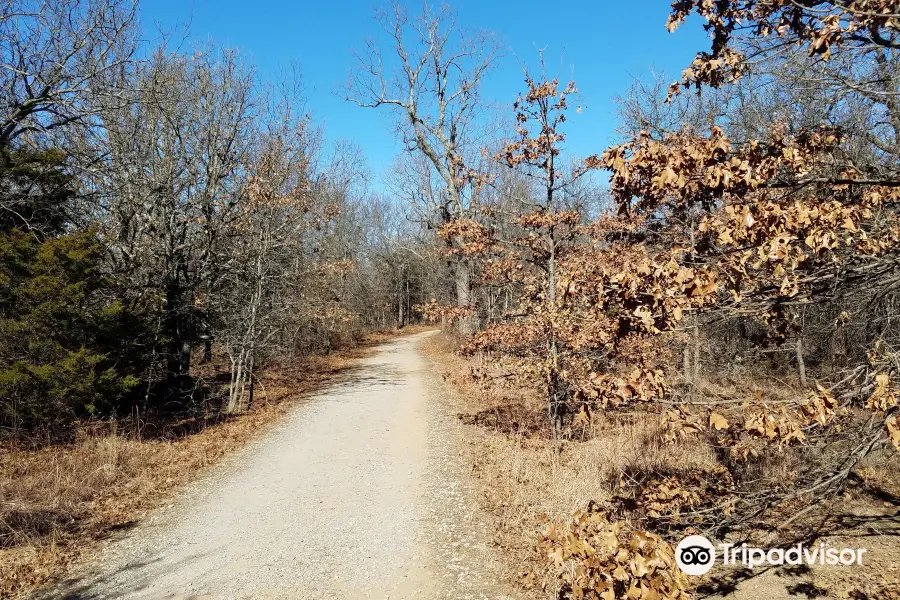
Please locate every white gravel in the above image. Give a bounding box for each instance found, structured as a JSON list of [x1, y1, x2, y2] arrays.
[[40, 331, 518, 600]]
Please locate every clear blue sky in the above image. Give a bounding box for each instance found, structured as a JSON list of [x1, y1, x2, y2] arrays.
[[139, 1, 708, 189]]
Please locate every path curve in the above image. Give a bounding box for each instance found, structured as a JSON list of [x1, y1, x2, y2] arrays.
[[43, 331, 515, 600]]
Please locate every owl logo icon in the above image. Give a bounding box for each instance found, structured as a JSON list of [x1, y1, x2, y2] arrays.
[[675, 535, 716, 575]]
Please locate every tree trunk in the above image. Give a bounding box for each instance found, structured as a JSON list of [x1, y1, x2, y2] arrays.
[[227, 353, 243, 413], [454, 257, 473, 334], [164, 281, 191, 401], [246, 348, 255, 411], [202, 336, 212, 364], [692, 322, 701, 381], [547, 226, 562, 437], [796, 338, 807, 387], [683, 339, 692, 383]]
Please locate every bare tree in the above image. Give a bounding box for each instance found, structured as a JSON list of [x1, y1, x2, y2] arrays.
[[346, 2, 500, 329], [93, 46, 255, 402], [215, 110, 331, 412], [0, 0, 137, 149]]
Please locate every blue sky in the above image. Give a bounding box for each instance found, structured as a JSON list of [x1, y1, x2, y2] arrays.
[[139, 1, 708, 188]]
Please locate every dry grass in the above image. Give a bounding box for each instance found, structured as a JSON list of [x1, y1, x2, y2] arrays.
[[0, 327, 430, 599], [423, 332, 900, 599], [420, 333, 717, 593]]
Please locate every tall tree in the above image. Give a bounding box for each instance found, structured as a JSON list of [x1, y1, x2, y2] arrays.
[[0, 0, 137, 149], [94, 47, 255, 402], [0, 149, 145, 440], [346, 3, 500, 330]]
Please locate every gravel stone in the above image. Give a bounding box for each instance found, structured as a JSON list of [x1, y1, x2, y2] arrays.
[[39, 331, 519, 600]]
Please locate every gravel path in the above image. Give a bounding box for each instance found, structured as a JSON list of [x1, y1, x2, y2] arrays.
[[43, 331, 517, 600]]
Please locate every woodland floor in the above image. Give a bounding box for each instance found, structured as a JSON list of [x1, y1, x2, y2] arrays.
[[0, 326, 420, 598], [29, 330, 519, 600], [420, 333, 900, 600], [6, 330, 897, 600]]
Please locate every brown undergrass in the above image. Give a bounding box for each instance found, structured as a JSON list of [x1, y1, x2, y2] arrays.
[[0, 326, 433, 599], [422, 332, 900, 599], [421, 332, 718, 594]]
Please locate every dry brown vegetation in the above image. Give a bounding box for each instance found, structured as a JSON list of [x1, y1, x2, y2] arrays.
[[0, 328, 430, 599], [5, 1, 900, 598], [422, 333, 708, 597], [423, 332, 900, 599], [409, 3, 900, 596]]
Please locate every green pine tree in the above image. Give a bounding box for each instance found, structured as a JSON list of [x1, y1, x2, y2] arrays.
[[0, 149, 147, 441]]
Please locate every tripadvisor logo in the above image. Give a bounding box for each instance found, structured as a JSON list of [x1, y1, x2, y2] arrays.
[[675, 535, 867, 576], [675, 535, 716, 575]]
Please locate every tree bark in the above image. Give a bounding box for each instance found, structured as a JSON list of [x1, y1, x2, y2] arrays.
[[164, 281, 191, 400], [796, 338, 807, 387], [692, 322, 701, 381], [454, 258, 473, 334], [683, 339, 692, 383]]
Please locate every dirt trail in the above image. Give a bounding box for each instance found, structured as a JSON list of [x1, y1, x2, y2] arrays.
[[42, 331, 516, 600]]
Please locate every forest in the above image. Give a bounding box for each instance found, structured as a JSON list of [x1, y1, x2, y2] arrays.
[[2, 0, 900, 599], [0, 0, 451, 442]]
